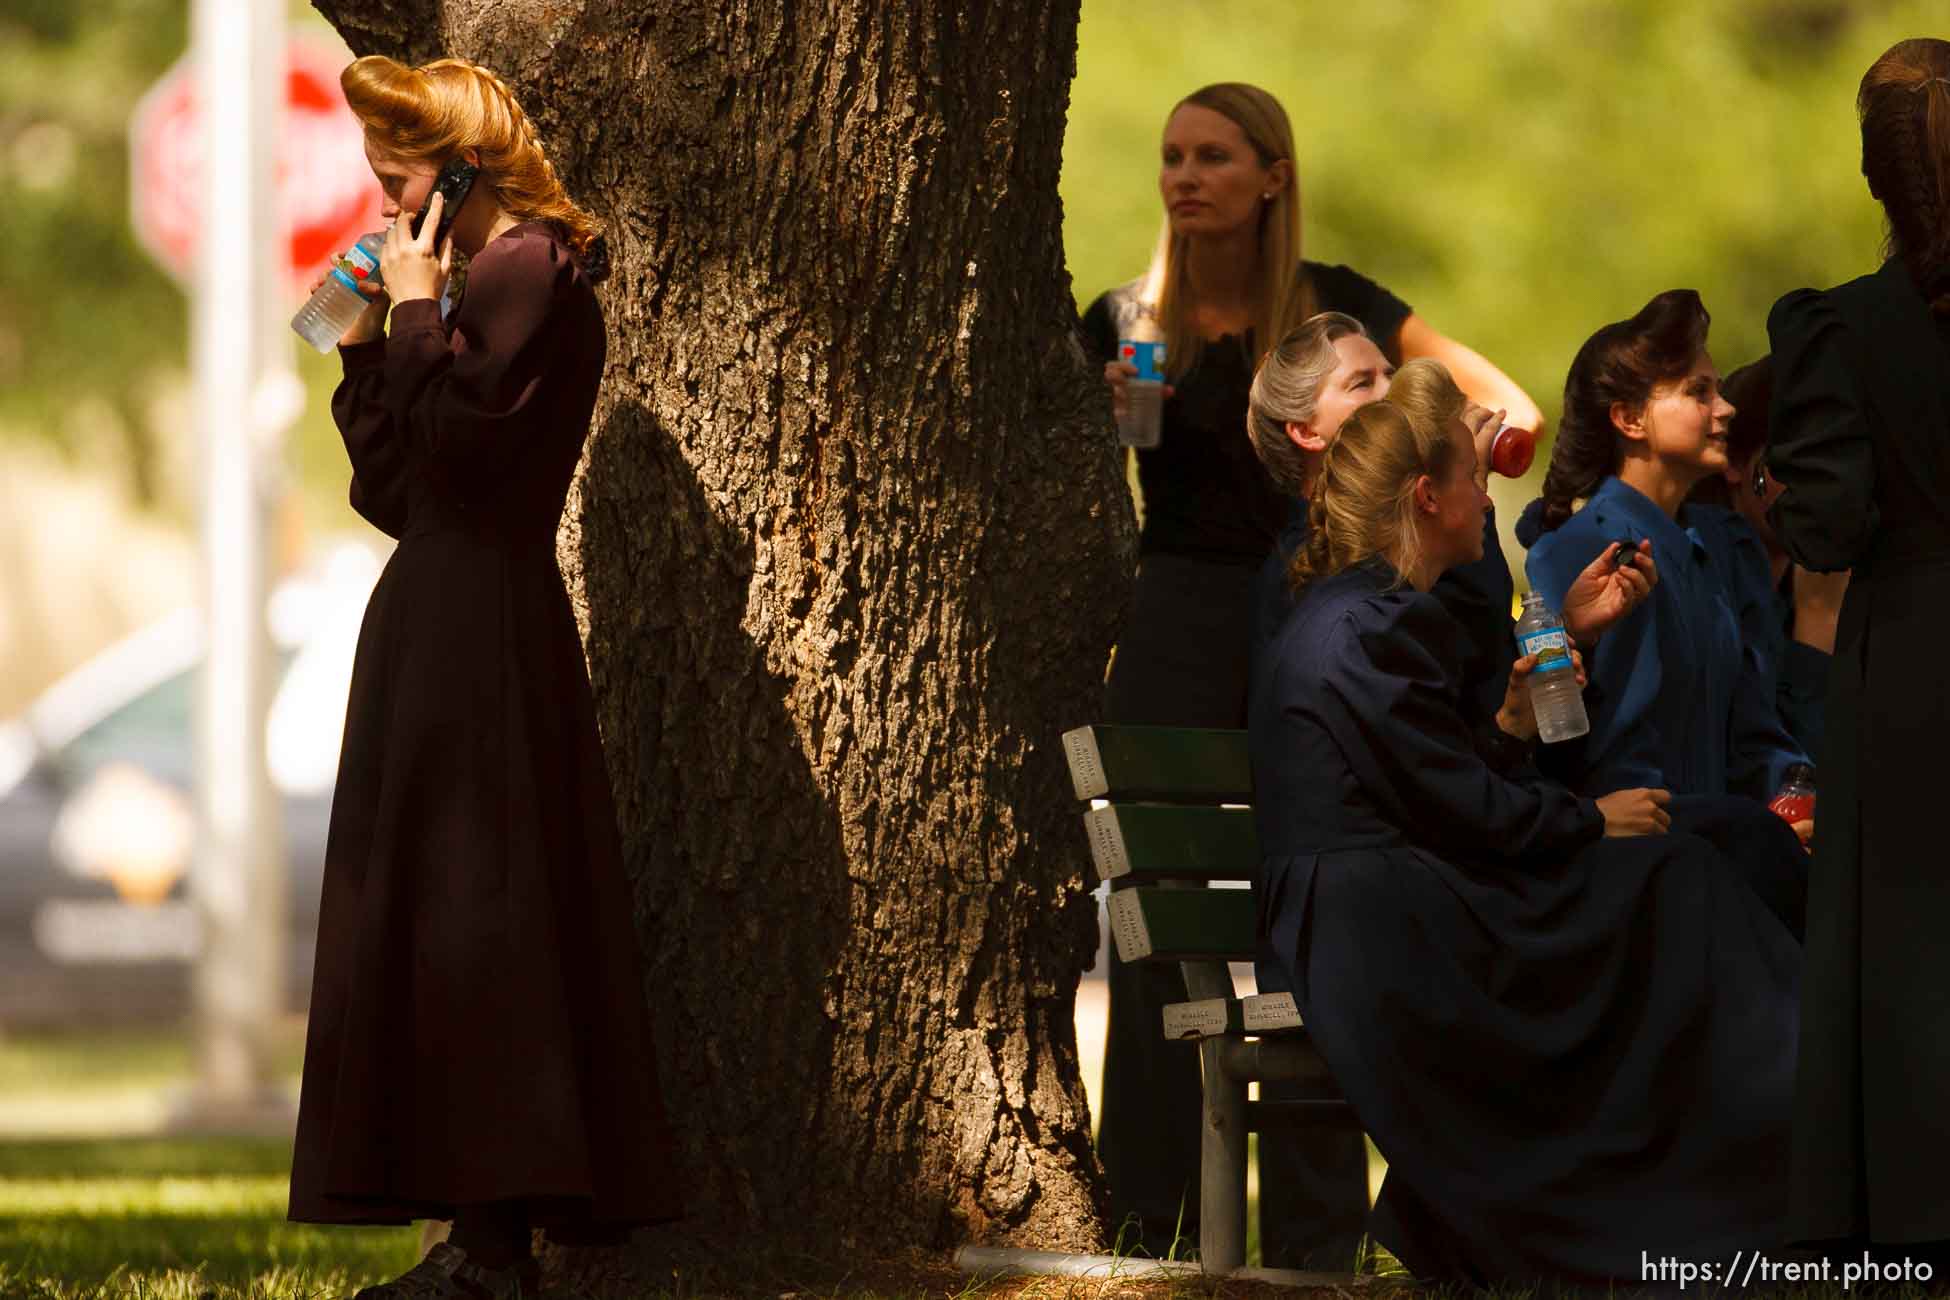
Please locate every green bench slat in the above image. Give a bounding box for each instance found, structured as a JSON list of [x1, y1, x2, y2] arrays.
[[1063, 725, 1252, 804], [1106, 886, 1256, 963], [1086, 803, 1257, 883]]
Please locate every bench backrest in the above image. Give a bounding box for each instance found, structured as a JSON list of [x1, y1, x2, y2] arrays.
[[1063, 724, 1258, 964]]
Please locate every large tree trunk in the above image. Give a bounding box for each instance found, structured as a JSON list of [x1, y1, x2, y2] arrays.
[[314, 0, 1135, 1265]]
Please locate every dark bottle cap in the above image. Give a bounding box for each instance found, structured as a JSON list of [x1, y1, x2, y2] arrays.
[[1782, 762, 1816, 788]]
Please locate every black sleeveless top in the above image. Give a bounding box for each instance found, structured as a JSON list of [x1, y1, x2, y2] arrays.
[[1079, 261, 1411, 561]]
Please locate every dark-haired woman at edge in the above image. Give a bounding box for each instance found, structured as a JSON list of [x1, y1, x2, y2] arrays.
[[1765, 38, 1950, 1260], [1076, 82, 1542, 1269], [292, 55, 680, 1299]]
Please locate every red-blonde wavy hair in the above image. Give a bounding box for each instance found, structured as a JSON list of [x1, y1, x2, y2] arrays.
[[341, 55, 604, 266]]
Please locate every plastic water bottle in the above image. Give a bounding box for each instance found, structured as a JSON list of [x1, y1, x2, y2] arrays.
[[291, 232, 385, 353], [1515, 591, 1589, 743], [1114, 299, 1165, 449]]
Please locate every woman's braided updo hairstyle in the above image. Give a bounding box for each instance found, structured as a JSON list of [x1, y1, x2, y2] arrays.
[[1287, 378, 1461, 597], [1246, 312, 1368, 497], [1526, 289, 1708, 537], [1857, 38, 1950, 314], [341, 55, 609, 281]]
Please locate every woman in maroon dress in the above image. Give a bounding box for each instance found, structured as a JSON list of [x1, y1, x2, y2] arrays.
[[289, 55, 680, 1299]]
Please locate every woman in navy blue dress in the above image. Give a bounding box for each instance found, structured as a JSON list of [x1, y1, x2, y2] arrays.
[[1518, 292, 1811, 934], [1521, 292, 1809, 808], [1252, 393, 1801, 1284], [1247, 327, 1657, 713]]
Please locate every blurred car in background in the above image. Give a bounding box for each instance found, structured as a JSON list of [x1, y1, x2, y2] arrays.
[[0, 544, 381, 1027]]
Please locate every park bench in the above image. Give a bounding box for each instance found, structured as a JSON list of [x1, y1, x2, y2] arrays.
[[1061, 723, 1361, 1277]]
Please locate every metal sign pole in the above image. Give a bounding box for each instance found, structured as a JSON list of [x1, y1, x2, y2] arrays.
[[182, 0, 289, 1128]]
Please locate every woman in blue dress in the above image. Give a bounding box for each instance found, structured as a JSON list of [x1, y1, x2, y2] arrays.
[[1520, 291, 1809, 809], [1518, 293, 1812, 934], [1252, 393, 1801, 1284]]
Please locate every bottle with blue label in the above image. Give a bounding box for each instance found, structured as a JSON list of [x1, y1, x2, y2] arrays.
[[1514, 591, 1590, 743], [1114, 297, 1166, 449], [291, 232, 386, 353]]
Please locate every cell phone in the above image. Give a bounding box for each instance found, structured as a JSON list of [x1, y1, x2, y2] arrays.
[[409, 158, 478, 244]]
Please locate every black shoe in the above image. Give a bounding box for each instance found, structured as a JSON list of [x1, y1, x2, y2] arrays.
[[352, 1242, 541, 1300]]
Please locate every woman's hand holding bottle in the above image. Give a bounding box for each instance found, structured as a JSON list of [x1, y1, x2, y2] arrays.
[[1102, 360, 1175, 420], [302, 266, 389, 347], [1496, 646, 1587, 743]]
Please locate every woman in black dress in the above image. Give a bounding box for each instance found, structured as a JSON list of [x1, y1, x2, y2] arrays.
[[1077, 81, 1542, 1268], [1766, 37, 1950, 1259], [1254, 392, 1801, 1285], [289, 55, 680, 1299]]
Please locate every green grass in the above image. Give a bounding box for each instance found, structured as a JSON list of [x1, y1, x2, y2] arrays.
[[2, 1032, 1906, 1300], [0, 1138, 416, 1299], [0, 1029, 410, 1299], [0, 1025, 309, 1141]]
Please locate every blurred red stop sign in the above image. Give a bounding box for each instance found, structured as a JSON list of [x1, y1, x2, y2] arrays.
[[130, 39, 383, 297]]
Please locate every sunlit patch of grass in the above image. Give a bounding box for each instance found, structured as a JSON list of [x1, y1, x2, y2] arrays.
[[0, 1137, 414, 1298]]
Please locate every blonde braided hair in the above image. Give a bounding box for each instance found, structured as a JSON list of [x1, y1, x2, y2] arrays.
[[342, 55, 608, 279], [1286, 395, 1459, 597]]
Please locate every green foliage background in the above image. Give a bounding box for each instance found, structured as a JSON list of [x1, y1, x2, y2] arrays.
[[0, 0, 1937, 523], [1064, 0, 1928, 438]]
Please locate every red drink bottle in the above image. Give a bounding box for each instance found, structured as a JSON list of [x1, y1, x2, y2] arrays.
[[1490, 424, 1536, 478], [1769, 763, 1817, 825]]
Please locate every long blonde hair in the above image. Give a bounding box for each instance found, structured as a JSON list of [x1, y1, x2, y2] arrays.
[[1288, 392, 1460, 596], [341, 56, 606, 275], [1245, 312, 1367, 496], [1142, 83, 1313, 380]]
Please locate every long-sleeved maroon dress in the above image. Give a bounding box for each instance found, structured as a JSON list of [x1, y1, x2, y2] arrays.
[[288, 222, 681, 1232]]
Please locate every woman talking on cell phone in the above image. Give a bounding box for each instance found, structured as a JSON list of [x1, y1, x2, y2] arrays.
[[288, 55, 680, 1299]]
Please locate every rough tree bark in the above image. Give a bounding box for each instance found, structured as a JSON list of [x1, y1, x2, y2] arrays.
[[313, 0, 1136, 1269]]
